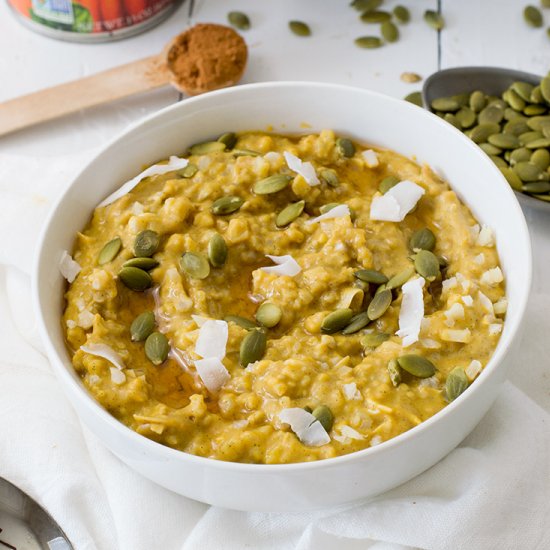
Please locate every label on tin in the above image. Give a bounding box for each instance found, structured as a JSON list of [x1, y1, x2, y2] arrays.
[[31, 0, 73, 24]]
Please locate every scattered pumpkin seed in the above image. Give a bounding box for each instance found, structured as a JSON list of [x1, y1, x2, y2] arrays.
[[360, 10, 391, 23], [431, 97, 459, 112], [118, 266, 152, 291], [379, 175, 400, 194], [507, 89, 526, 112], [456, 107, 476, 129], [381, 21, 399, 42], [393, 5, 410, 23], [341, 311, 371, 335], [488, 133, 520, 150], [122, 257, 159, 271], [503, 119, 530, 136], [98, 237, 122, 265], [180, 252, 210, 280], [519, 130, 544, 145], [490, 155, 508, 168], [414, 250, 440, 281], [531, 148, 550, 170], [240, 329, 267, 367], [256, 302, 282, 328], [479, 143, 503, 156], [144, 332, 169, 366], [397, 354, 436, 378], [355, 36, 383, 49], [211, 195, 244, 215], [289, 20, 311, 36], [350, 0, 382, 11], [386, 266, 415, 289], [321, 308, 354, 334], [524, 5, 543, 27], [401, 72, 422, 84], [276, 200, 305, 227], [134, 230, 159, 258], [224, 315, 257, 330], [354, 269, 388, 284], [253, 174, 292, 195], [526, 137, 550, 149], [499, 167, 523, 191], [207, 233, 228, 267], [217, 132, 238, 149], [445, 367, 469, 402], [189, 141, 226, 155], [227, 11, 250, 30], [409, 228, 436, 252], [232, 148, 260, 157], [178, 163, 198, 178], [524, 104, 546, 116], [319, 168, 339, 187], [531, 85, 544, 103], [443, 113, 461, 130], [512, 81, 534, 102], [478, 104, 504, 125], [509, 147, 532, 165], [469, 91, 487, 113], [312, 405, 334, 432], [362, 332, 390, 348], [523, 181, 550, 193], [367, 289, 392, 320], [424, 10, 444, 30], [130, 311, 156, 342], [404, 91, 423, 107], [470, 123, 501, 144]]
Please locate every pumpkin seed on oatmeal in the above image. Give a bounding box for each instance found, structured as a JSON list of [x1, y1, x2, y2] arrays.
[[62, 129, 505, 465]]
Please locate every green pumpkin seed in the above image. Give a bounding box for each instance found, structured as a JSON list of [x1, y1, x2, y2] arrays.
[[189, 141, 226, 155], [397, 354, 436, 378], [122, 257, 159, 271], [387, 358, 402, 386], [530, 85, 543, 103], [524, 5, 543, 27], [312, 405, 334, 432], [404, 91, 423, 107], [98, 237, 122, 265], [256, 302, 282, 328], [531, 148, 550, 170], [211, 195, 244, 215], [118, 266, 152, 291], [386, 266, 415, 290], [361, 332, 390, 348], [443, 113, 461, 130], [240, 329, 267, 367], [393, 5, 410, 23], [224, 315, 257, 330], [354, 269, 388, 284], [431, 97, 459, 112], [207, 233, 228, 267], [514, 161, 543, 182], [453, 93, 471, 107], [523, 181, 550, 193], [487, 133, 520, 149], [232, 148, 260, 157], [336, 137, 356, 157], [289, 20, 311, 36], [470, 123, 501, 144], [503, 119, 530, 136], [276, 200, 305, 227], [350, 0, 383, 11], [414, 250, 440, 281], [445, 367, 469, 402], [490, 155, 508, 168], [455, 107, 476, 129], [381, 21, 399, 42], [509, 147, 532, 165], [355, 36, 383, 49], [526, 137, 550, 149], [504, 107, 526, 121], [379, 175, 400, 193], [499, 167, 523, 191], [253, 174, 292, 195], [341, 311, 371, 335], [489, 97, 507, 109], [130, 311, 156, 342], [367, 289, 392, 320], [506, 89, 526, 112], [180, 252, 210, 279], [134, 230, 159, 258], [519, 130, 544, 145], [527, 115, 550, 131], [217, 132, 238, 149], [319, 168, 339, 187], [360, 10, 391, 23], [144, 332, 169, 366], [478, 105, 504, 125], [424, 10, 444, 30], [469, 91, 487, 113], [409, 228, 436, 252], [321, 308, 354, 334], [227, 11, 250, 30], [524, 104, 547, 116], [512, 81, 534, 102], [541, 123, 550, 138], [479, 143, 503, 156], [178, 163, 198, 178]]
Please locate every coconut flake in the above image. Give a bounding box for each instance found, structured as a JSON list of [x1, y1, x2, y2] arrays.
[[342, 382, 361, 400], [283, 151, 320, 186], [80, 343, 125, 370], [362, 149, 379, 168], [441, 328, 471, 343], [442, 277, 457, 293], [98, 156, 188, 207], [444, 302, 465, 327], [489, 323, 503, 335], [370, 180, 425, 222], [339, 425, 364, 440], [59, 251, 81, 283], [477, 225, 495, 247], [478, 291, 494, 315], [194, 357, 230, 392], [261, 254, 301, 276], [494, 298, 508, 315], [465, 360, 482, 381], [191, 314, 211, 327], [279, 408, 330, 447], [474, 253, 485, 265], [480, 267, 504, 286], [110, 367, 126, 385], [396, 277, 425, 346], [306, 204, 351, 225], [462, 295, 474, 307], [264, 151, 282, 164], [370, 435, 383, 446], [77, 309, 95, 329], [195, 320, 228, 359], [420, 338, 441, 349]]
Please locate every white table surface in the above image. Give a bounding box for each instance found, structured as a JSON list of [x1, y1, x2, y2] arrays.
[[1, 0, 549, 545]]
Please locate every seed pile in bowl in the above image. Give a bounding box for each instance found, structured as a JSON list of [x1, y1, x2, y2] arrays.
[[430, 75, 550, 203], [61, 130, 506, 464]]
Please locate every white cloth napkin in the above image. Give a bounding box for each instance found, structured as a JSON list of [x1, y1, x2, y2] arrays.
[[1, 151, 549, 550]]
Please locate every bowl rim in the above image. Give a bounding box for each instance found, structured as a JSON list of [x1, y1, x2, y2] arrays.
[[32, 80, 533, 473]]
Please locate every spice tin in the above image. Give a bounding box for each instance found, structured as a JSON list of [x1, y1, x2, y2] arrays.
[[6, 0, 184, 43]]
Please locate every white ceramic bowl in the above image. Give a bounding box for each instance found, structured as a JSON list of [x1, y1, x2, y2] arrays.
[[33, 82, 531, 512]]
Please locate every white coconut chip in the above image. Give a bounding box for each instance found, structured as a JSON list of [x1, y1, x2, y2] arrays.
[[493, 298, 508, 315], [306, 204, 351, 225], [362, 149, 379, 168], [370, 180, 425, 222], [195, 320, 228, 359], [261, 254, 301, 276], [283, 151, 320, 186], [370, 435, 383, 447], [98, 156, 189, 207], [191, 315, 212, 327], [442, 277, 457, 293], [339, 425, 364, 440], [110, 367, 126, 385], [489, 323, 503, 335], [80, 343, 125, 371], [59, 251, 81, 283], [480, 267, 504, 286], [278, 408, 330, 447], [474, 253, 485, 265], [342, 382, 361, 400], [476, 225, 495, 247], [465, 360, 482, 381], [194, 357, 230, 392], [441, 328, 472, 343], [396, 277, 425, 347], [462, 295, 474, 307], [477, 291, 494, 315], [444, 302, 465, 327], [264, 151, 282, 164]]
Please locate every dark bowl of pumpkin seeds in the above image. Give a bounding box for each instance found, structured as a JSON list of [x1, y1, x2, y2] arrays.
[[423, 66, 550, 212]]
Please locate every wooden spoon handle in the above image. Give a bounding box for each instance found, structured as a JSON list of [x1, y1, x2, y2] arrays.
[[0, 55, 171, 137]]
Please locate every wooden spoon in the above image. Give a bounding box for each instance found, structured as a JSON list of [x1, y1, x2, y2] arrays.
[[0, 23, 247, 138]]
